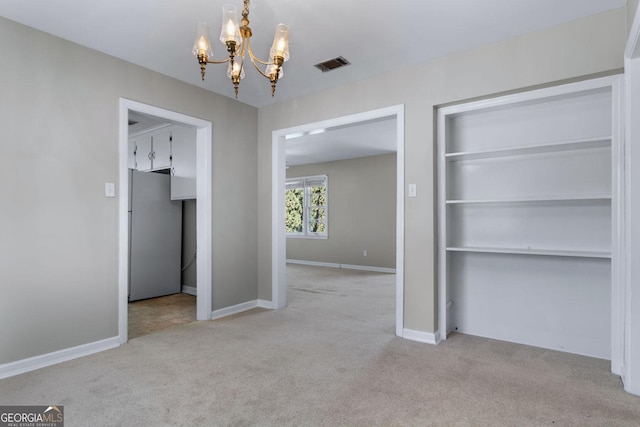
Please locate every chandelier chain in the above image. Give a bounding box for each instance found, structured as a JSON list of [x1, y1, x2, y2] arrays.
[[242, 0, 250, 20]]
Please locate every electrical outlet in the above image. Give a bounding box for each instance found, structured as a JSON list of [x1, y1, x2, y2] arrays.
[[363, 250, 367, 257]]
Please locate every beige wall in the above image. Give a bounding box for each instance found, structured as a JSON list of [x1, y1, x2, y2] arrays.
[[286, 154, 396, 269], [257, 8, 627, 333], [0, 17, 258, 364], [630, 0, 639, 36]]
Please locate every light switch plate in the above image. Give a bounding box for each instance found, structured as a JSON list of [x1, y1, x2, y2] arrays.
[[408, 184, 417, 197], [105, 182, 116, 198]]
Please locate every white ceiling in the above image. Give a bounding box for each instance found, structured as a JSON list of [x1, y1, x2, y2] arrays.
[[128, 111, 170, 136], [0, 0, 627, 109], [286, 116, 397, 167], [1, 0, 627, 164]]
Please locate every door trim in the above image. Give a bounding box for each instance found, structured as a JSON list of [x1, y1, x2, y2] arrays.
[[622, 4, 640, 395], [118, 99, 213, 344]]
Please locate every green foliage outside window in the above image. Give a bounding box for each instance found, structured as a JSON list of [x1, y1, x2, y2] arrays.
[[285, 188, 304, 233], [285, 176, 327, 236], [308, 186, 326, 233]]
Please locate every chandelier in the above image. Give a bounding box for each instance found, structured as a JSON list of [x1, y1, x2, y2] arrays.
[[192, 0, 290, 98]]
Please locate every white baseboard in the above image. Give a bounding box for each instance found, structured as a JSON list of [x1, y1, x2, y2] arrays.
[[287, 259, 340, 268], [181, 285, 197, 296], [340, 263, 396, 274], [0, 336, 120, 380], [258, 299, 273, 309], [402, 328, 441, 345], [212, 299, 274, 320], [286, 259, 396, 274]]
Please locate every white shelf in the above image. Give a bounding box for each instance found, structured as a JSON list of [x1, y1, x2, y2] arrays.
[[437, 78, 618, 360], [445, 136, 611, 162], [446, 194, 611, 204], [446, 246, 611, 259]]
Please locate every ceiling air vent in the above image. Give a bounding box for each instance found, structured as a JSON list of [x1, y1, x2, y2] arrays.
[[314, 56, 350, 73]]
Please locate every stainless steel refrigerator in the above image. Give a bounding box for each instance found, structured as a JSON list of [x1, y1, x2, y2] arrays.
[[128, 169, 182, 301]]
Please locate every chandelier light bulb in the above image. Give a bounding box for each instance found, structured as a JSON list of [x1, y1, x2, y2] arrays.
[[197, 37, 208, 53]]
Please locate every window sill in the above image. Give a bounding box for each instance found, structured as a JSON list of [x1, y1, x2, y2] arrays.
[[286, 234, 328, 240]]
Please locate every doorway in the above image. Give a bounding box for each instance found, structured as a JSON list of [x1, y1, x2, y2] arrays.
[[271, 105, 405, 336], [118, 99, 213, 344]]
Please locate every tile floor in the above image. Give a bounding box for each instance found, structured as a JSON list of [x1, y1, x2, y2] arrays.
[[128, 293, 196, 339]]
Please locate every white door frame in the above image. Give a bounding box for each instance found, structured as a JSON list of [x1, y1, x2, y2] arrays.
[[271, 105, 405, 336], [623, 6, 640, 396], [118, 99, 213, 343]]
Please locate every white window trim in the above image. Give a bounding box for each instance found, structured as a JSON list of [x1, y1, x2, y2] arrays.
[[286, 234, 328, 240], [286, 174, 328, 239]]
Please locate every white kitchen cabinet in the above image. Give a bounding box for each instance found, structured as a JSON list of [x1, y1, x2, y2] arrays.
[[437, 76, 622, 361], [152, 131, 173, 170], [128, 123, 197, 200], [169, 125, 197, 200], [130, 131, 171, 171], [132, 135, 153, 171]]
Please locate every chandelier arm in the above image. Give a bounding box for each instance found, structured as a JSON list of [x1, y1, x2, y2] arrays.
[[206, 57, 232, 65], [249, 55, 275, 66], [246, 45, 275, 66], [247, 52, 273, 79], [245, 38, 274, 78]]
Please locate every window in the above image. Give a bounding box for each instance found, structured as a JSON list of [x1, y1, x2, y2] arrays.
[[286, 175, 328, 238]]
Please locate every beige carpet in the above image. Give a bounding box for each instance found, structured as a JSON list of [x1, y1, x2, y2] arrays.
[[1, 265, 639, 426]]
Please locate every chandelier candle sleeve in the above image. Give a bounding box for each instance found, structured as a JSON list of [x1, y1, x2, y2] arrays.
[[270, 24, 290, 62], [192, 0, 290, 98], [193, 22, 213, 58], [265, 63, 283, 79], [220, 5, 241, 45], [228, 58, 245, 79]]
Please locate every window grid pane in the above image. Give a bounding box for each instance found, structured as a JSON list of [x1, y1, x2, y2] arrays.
[[285, 187, 304, 234], [286, 175, 328, 237]]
